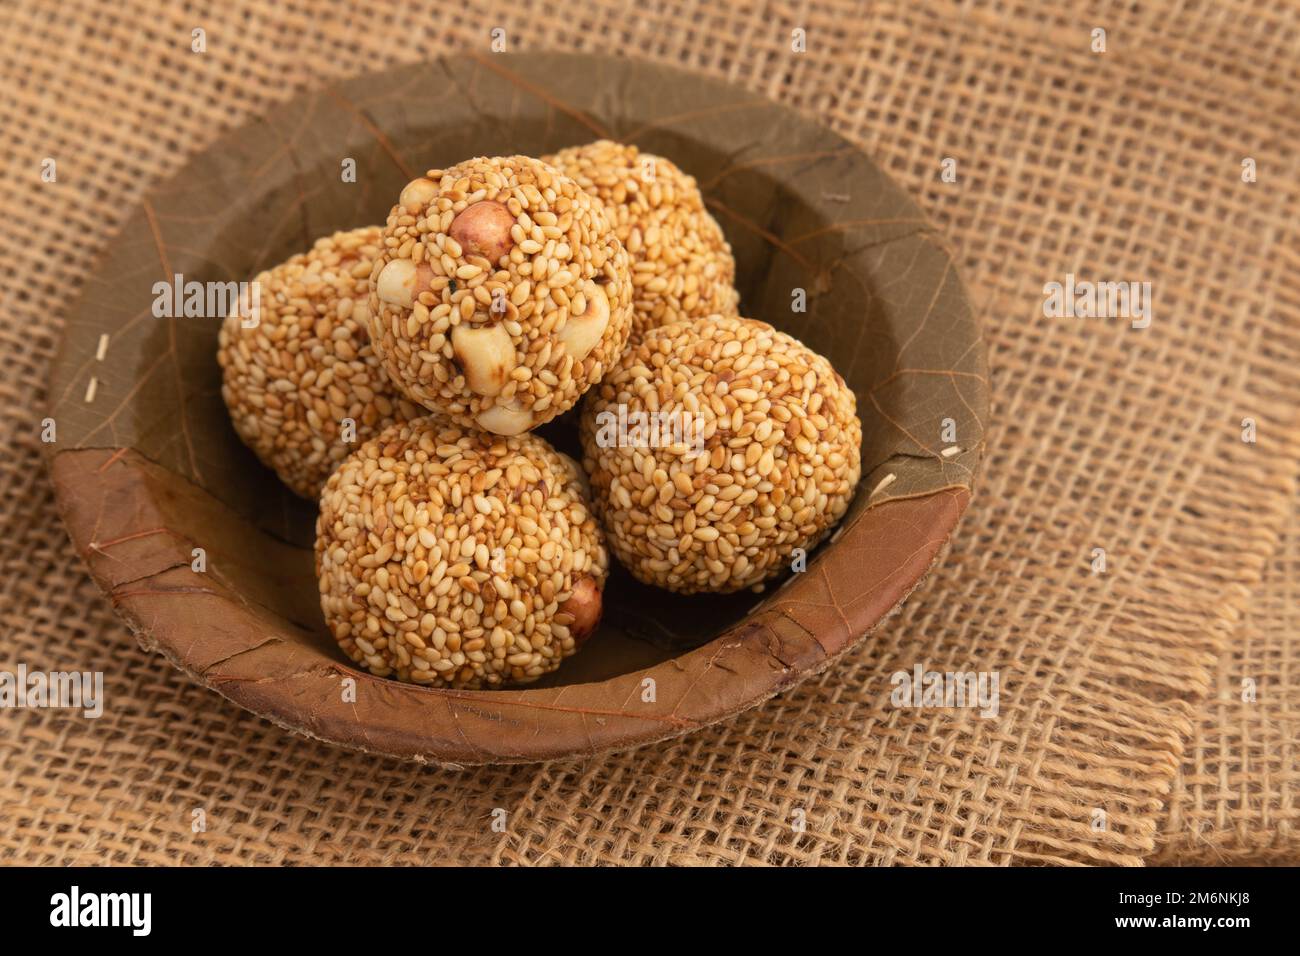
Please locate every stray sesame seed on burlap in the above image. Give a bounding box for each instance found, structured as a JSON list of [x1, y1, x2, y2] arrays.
[[316, 417, 608, 688], [546, 140, 739, 338], [218, 226, 420, 498], [4, 0, 1300, 867]]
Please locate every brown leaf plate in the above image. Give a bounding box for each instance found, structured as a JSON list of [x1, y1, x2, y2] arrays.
[[47, 53, 988, 766]]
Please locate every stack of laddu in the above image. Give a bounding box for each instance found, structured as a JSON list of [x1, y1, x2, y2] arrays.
[[218, 143, 863, 689]]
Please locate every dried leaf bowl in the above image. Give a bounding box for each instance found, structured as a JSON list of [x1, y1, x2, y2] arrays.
[[48, 53, 988, 766]]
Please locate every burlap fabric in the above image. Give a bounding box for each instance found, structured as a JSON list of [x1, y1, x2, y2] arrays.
[[2, 0, 1298, 865], [1154, 484, 1300, 865]]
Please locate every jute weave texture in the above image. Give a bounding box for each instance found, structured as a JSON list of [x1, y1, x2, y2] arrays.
[[1, 0, 1298, 865]]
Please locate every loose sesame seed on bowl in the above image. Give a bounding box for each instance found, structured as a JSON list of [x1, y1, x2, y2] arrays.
[[545, 140, 739, 339], [217, 226, 421, 499], [315, 417, 609, 688], [579, 315, 863, 594], [367, 156, 635, 438]]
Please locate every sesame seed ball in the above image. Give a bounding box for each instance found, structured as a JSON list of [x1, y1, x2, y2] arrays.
[[545, 140, 739, 339], [217, 226, 420, 499], [367, 156, 634, 438], [579, 316, 862, 594], [315, 417, 609, 688]]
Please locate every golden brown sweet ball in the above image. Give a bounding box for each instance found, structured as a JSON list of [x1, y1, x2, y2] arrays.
[[217, 226, 419, 498], [367, 156, 634, 437], [316, 417, 609, 688], [545, 140, 739, 338], [580, 315, 862, 594]]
